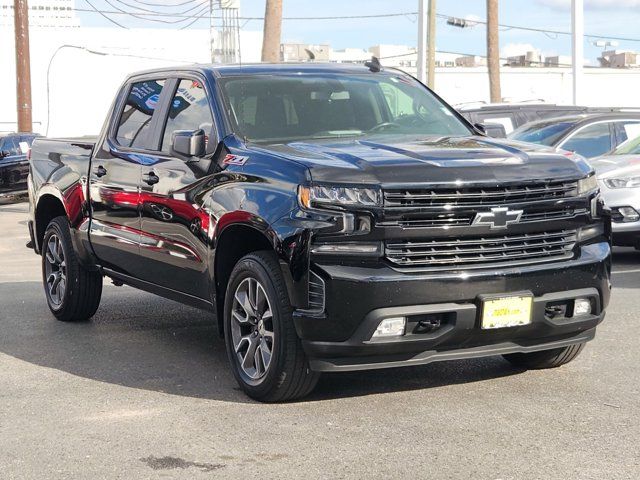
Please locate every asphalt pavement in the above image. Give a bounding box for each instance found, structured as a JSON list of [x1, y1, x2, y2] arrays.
[[0, 201, 638, 479]]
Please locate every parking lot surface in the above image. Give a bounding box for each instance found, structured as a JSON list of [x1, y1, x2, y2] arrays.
[[0, 202, 638, 479]]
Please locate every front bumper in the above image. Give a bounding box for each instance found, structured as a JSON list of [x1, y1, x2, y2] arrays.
[[598, 185, 640, 246], [294, 241, 611, 372]]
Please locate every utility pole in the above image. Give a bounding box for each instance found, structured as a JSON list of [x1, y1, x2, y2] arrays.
[[486, 0, 501, 103], [261, 0, 282, 62], [416, 0, 427, 83], [571, 0, 584, 105], [426, 0, 436, 89], [14, 0, 32, 132]]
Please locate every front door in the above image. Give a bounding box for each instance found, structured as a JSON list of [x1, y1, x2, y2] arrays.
[[137, 77, 217, 299]]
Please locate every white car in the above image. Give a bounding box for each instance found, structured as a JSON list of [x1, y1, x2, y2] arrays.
[[590, 135, 640, 248]]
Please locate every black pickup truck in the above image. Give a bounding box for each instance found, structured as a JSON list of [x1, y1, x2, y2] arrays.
[[28, 63, 611, 401]]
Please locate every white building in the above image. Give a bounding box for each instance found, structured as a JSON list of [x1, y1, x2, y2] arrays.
[[598, 50, 639, 68], [0, 0, 79, 28], [0, 26, 263, 135], [330, 48, 370, 64]]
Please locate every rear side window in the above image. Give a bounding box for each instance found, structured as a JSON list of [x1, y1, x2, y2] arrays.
[[561, 122, 612, 158], [116, 79, 165, 149], [161, 79, 214, 152], [616, 121, 640, 144]]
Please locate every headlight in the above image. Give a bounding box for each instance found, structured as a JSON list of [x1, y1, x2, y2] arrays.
[[298, 185, 381, 209], [603, 177, 640, 189], [577, 175, 598, 195]]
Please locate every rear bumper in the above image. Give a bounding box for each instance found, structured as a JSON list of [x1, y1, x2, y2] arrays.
[[294, 241, 611, 372]]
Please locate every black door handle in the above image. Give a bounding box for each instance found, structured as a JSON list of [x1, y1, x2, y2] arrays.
[[95, 165, 107, 178], [143, 172, 160, 185]]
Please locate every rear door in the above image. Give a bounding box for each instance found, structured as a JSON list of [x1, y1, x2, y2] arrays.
[[136, 75, 217, 299], [89, 77, 168, 276]]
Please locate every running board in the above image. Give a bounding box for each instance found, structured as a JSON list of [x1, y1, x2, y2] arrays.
[[102, 268, 215, 312]]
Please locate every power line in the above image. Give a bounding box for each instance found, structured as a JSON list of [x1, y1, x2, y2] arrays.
[[128, 0, 203, 7], [65, 6, 640, 44], [109, 0, 208, 15], [82, 0, 128, 28]]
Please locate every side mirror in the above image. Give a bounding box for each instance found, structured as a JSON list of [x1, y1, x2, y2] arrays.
[[0, 150, 11, 158], [170, 129, 206, 159], [475, 122, 507, 138]]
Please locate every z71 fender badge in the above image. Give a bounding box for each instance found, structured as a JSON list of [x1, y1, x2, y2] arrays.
[[223, 154, 249, 166]]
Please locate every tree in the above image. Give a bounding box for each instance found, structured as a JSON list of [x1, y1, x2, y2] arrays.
[[261, 0, 283, 62]]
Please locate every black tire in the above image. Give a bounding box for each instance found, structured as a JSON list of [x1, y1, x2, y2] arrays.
[[223, 251, 320, 402], [42, 216, 102, 322], [503, 343, 586, 369]]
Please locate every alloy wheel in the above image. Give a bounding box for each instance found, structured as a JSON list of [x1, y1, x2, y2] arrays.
[[44, 234, 66, 306], [230, 277, 275, 381]]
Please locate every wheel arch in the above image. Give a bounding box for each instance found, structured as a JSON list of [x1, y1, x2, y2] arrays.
[[213, 219, 279, 336], [34, 192, 68, 253]]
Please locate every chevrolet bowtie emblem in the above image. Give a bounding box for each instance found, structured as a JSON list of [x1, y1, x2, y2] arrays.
[[472, 207, 523, 229]]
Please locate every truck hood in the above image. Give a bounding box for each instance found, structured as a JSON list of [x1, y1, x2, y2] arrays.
[[249, 135, 590, 185]]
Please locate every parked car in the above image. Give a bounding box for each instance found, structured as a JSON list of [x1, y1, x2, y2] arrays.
[[589, 135, 640, 248], [458, 103, 640, 138], [28, 63, 610, 401], [457, 103, 592, 137], [0, 132, 39, 196], [508, 113, 640, 158]]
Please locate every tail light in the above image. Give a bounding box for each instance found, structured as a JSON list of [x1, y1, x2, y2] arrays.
[[26, 148, 31, 161]]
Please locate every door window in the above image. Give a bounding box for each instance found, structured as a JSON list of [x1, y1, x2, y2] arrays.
[[616, 121, 640, 144], [561, 122, 612, 157], [161, 79, 215, 152], [116, 79, 165, 149], [1, 137, 20, 156]]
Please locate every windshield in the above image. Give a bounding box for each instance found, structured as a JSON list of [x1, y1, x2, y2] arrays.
[[509, 121, 576, 146], [613, 134, 640, 155], [219, 73, 472, 143]]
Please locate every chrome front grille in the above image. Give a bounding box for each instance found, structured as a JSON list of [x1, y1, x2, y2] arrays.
[[385, 230, 577, 271], [384, 181, 578, 209], [379, 207, 587, 229]]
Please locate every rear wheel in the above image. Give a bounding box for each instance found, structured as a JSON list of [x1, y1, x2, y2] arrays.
[[223, 251, 319, 402], [42, 216, 102, 321], [503, 343, 586, 369]]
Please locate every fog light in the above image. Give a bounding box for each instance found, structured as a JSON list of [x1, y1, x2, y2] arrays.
[[372, 317, 406, 338], [574, 298, 592, 316], [618, 206, 640, 222]]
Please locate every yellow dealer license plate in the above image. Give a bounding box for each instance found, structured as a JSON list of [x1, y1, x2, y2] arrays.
[[481, 295, 533, 329]]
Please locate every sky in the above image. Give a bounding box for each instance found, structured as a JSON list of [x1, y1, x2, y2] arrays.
[[76, 0, 640, 63]]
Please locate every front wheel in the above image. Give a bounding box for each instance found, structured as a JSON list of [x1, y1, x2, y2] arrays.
[[223, 251, 319, 402], [503, 343, 586, 369], [42, 216, 103, 321]]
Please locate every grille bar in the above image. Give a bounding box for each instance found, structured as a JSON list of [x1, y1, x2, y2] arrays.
[[385, 230, 577, 270], [384, 181, 578, 208]]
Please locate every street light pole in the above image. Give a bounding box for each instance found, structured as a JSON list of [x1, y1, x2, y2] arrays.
[[572, 0, 584, 105], [417, 0, 427, 83]]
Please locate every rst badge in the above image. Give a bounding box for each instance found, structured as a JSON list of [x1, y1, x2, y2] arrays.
[[223, 154, 249, 166], [472, 207, 523, 229]]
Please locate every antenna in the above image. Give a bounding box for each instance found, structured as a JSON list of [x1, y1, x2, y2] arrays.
[[365, 56, 382, 72], [304, 48, 316, 61]]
